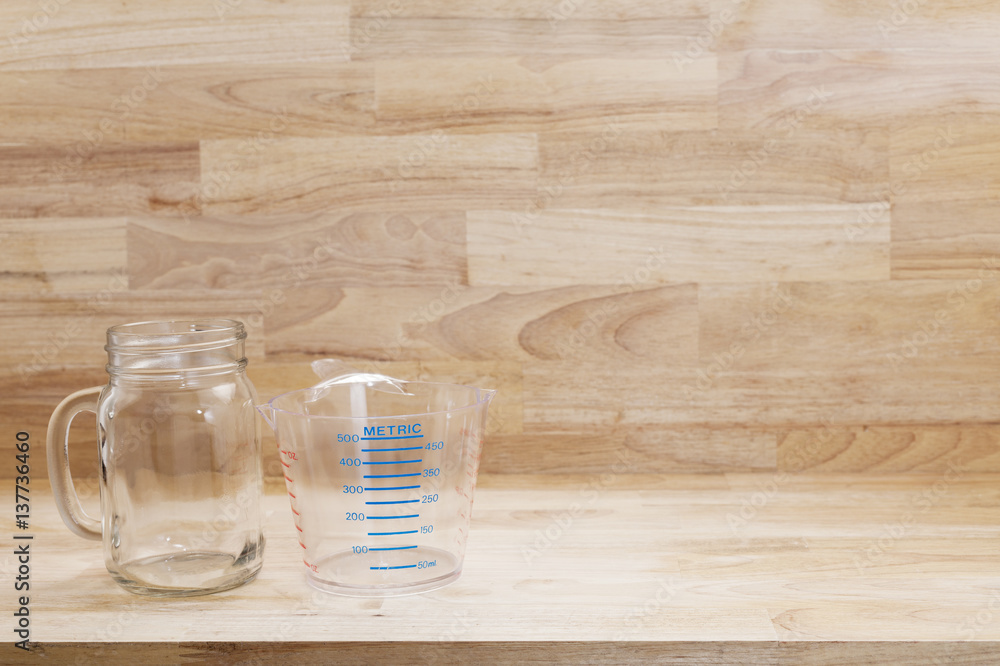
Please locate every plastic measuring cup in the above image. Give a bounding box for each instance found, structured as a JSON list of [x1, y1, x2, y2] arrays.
[[258, 379, 495, 596]]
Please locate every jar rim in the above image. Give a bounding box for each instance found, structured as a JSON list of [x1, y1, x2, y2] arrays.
[[106, 319, 245, 351]]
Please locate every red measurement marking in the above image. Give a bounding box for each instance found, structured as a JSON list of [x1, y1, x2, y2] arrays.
[[291, 506, 300, 516], [283, 474, 294, 483], [296, 525, 303, 532], [288, 492, 296, 499], [280, 459, 291, 468], [298, 541, 307, 549]]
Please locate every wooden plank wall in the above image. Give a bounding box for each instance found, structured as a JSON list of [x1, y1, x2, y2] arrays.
[[1, 0, 999, 480]]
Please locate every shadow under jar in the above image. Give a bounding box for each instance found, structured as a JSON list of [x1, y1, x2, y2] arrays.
[[47, 319, 265, 597]]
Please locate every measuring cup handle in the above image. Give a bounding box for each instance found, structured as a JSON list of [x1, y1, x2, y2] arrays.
[[46, 386, 103, 541]]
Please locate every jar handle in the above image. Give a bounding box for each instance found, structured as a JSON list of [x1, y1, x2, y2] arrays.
[[46, 387, 103, 540]]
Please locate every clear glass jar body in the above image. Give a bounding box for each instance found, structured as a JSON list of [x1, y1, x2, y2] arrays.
[[47, 320, 265, 597]]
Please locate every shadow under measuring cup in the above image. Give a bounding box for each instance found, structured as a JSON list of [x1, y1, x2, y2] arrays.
[[258, 380, 494, 596]]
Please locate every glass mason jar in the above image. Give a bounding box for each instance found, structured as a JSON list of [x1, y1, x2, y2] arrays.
[[46, 319, 265, 597]]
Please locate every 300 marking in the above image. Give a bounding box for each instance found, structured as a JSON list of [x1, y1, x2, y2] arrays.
[[343, 485, 364, 494]]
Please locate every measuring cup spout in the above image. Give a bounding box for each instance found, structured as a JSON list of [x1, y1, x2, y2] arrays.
[[256, 402, 276, 430]]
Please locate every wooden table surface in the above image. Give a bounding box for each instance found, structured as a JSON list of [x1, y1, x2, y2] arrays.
[[16, 473, 1000, 662]]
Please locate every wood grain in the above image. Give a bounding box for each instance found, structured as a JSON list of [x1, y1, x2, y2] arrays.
[[521, 362, 1000, 429], [889, 122, 1000, 203], [20, 474, 1000, 648], [719, 0, 1000, 51], [483, 427, 776, 474], [0, 292, 265, 373], [25, 641, 1000, 664], [349, 0, 710, 20], [0, 218, 127, 292], [538, 129, 889, 208], [0, 143, 200, 219], [0, 0, 351, 71], [127, 212, 467, 290], [891, 201, 1000, 279], [349, 18, 703, 60], [720, 50, 1000, 131], [779, 425, 1000, 474], [199, 135, 538, 215], [375, 56, 717, 133], [468, 206, 889, 286], [264, 285, 698, 365], [2, 0, 1000, 488], [698, 280, 1000, 373], [0, 64, 376, 142]]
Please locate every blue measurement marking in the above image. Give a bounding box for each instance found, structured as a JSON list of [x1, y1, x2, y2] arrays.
[[369, 545, 418, 551], [366, 514, 419, 520], [364, 472, 421, 479], [363, 459, 422, 465], [370, 564, 417, 570], [362, 446, 423, 452], [361, 434, 423, 441], [364, 485, 420, 491], [368, 530, 419, 536], [366, 499, 419, 505]]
